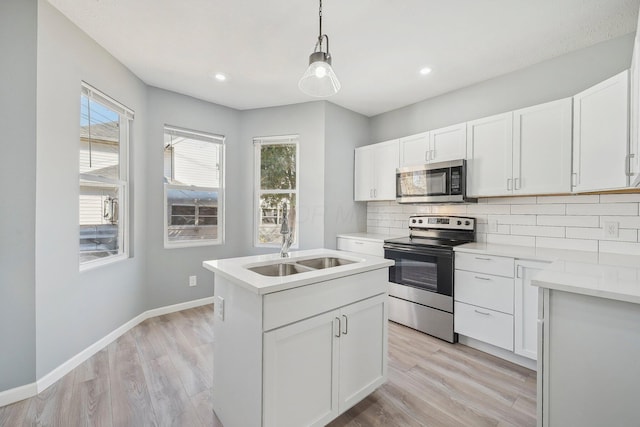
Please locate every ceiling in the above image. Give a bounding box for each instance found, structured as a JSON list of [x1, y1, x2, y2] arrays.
[[47, 0, 640, 117]]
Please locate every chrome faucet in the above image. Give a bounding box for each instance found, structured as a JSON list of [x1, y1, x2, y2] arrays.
[[280, 202, 294, 258]]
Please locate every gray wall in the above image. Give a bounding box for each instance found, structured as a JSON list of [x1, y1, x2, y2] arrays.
[[35, 1, 148, 378], [0, 0, 37, 391], [370, 33, 635, 142], [323, 103, 369, 247], [239, 102, 327, 251], [145, 87, 241, 309]]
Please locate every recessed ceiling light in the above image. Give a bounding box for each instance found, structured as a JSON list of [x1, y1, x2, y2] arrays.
[[209, 72, 227, 82], [419, 67, 432, 76]]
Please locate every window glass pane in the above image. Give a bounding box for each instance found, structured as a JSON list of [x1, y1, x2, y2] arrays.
[[258, 193, 296, 245], [166, 187, 219, 243], [164, 135, 220, 187], [80, 95, 120, 180], [79, 183, 120, 264], [260, 144, 296, 190]]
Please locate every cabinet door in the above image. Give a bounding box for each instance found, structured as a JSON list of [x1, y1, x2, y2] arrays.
[[573, 71, 629, 192], [354, 146, 374, 201], [466, 112, 514, 197], [263, 310, 340, 427], [429, 123, 467, 163], [514, 260, 547, 360], [373, 140, 400, 200], [399, 132, 429, 167], [630, 32, 640, 186], [339, 294, 387, 411], [513, 98, 572, 195]]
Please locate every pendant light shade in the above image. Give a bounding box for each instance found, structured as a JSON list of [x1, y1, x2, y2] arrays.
[[299, 0, 340, 97]]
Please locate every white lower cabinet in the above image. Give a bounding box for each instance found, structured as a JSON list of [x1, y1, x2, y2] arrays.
[[336, 236, 384, 257], [455, 301, 514, 350], [514, 260, 548, 360], [263, 294, 387, 427]]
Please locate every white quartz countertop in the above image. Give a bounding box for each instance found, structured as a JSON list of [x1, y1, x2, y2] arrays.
[[337, 232, 407, 242], [455, 242, 640, 305], [202, 248, 394, 295]]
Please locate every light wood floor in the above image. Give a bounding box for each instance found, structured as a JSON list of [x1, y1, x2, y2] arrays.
[[0, 305, 536, 426]]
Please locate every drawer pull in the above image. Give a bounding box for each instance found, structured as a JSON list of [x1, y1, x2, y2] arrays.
[[474, 276, 491, 281], [354, 241, 364, 245], [474, 257, 492, 261], [474, 309, 491, 316]]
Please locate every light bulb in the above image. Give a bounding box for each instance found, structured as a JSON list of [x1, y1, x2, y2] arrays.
[[315, 66, 328, 78]]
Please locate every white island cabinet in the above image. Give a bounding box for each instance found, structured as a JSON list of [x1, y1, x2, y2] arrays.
[[203, 249, 392, 427], [534, 258, 640, 427]]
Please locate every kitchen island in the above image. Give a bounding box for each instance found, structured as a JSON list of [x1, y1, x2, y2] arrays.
[[203, 248, 393, 427]]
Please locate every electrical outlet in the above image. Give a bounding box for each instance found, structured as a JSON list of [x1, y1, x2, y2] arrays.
[[189, 275, 197, 287], [215, 296, 224, 321], [604, 221, 619, 238]]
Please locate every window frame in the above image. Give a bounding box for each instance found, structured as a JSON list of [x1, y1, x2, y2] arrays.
[[253, 135, 300, 248], [163, 125, 225, 249], [79, 82, 132, 271]]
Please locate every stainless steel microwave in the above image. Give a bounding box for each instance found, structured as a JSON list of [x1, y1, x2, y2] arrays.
[[396, 159, 476, 204]]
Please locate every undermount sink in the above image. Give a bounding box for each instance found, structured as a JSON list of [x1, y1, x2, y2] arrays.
[[247, 263, 313, 277], [247, 256, 356, 277], [296, 257, 356, 269]]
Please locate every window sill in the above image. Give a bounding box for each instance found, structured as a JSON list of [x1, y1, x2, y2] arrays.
[[164, 240, 222, 250], [79, 253, 128, 272]]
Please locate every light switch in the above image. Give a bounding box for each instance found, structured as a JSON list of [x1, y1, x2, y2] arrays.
[[215, 296, 225, 321]]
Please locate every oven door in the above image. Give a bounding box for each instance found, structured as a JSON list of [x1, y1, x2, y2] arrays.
[[384, 245, 453, 297]]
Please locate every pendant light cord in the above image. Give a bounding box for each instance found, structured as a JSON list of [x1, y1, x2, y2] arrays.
[[318, 0, 323, 43]]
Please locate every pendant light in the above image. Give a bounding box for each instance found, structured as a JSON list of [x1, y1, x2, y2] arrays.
[[298, 0, 341, 97]]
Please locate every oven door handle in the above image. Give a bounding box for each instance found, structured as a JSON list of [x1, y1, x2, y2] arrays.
[[384, 245, 452, 258]]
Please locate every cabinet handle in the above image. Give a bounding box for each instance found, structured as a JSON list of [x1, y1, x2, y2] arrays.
[[474, 256, 492, 261], [354, 241, 364, 245], [572, 172, 578, 187], [507, 178, 512, 191], [373, 189, 377, 198], [342, 315, 348, 335], [334, 317, 341, 338], [425, 151, 429, 162], [514, 177, 521, 190], [474, 275, 491, 281], [516, 265, 522, 279], [431, 149, 436, 161], [626, 154, 636, 177], [474, 309, 491, 316]]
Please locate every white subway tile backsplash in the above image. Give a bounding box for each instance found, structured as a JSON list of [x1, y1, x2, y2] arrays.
[[537, 215, 600, 227], [599, 241, 640, 255], [536, 194, 599, 204], [599, 194, 640, 203], [511, 204, 565, 215], [489, 214, 536, 225], [467, 204, 510, 215], [536, 237, 598, 252], [486, 234, 536, 246], [510, 225, 565, 238], [599, 216, 640, 229], [566, 227, 638, 242], [367, 193, 640, 255], [566, 203, 639, 216]]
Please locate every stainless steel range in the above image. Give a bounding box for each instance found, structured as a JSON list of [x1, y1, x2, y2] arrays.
[[384, 215, 475, 343]]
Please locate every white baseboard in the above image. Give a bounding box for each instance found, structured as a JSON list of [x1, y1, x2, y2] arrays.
[[1, 297, 214, 408], [458, 335, 537, 371], [0, 382, 37, 408]]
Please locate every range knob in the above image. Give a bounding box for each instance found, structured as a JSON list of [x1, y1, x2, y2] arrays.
[[457, 220, 462, 225], [465, 220, 471, 226], [418, 219, 423, 224], [411, 219, 417, 224]]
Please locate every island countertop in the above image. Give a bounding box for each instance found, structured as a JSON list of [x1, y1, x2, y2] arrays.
[[202, 248, 393, 295]]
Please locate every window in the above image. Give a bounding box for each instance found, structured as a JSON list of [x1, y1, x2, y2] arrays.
[[254, 136, 299, 247], [164, 126, 224, 247], [79, 82, 133, 268]]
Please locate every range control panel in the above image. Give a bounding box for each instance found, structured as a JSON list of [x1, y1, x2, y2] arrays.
[[409, 215, 475, 231]]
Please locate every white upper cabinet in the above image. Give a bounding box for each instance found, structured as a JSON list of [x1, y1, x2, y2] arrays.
[[354, 139, 399, 201], [466, 112, 514, 197], [429, 123, 467, 164], [399, 124, 466, 168], [572, 70, 629, 192], [630, 19, 640, 186], [513, 98, 573, 195], [399, 132, 429, 166]]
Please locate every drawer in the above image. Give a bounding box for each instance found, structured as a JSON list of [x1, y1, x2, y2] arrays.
[[455, 252, 514, 277], [337, 237, 383, 257], [455, 270, 514, 314], [454, 301, 514, 351]]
